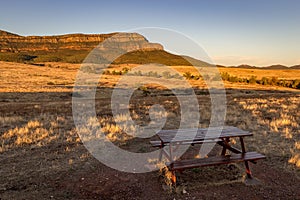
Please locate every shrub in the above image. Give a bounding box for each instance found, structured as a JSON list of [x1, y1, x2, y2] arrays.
[[261, 77, 269, 85], [183, 72, 193, 80], [122, 67, 130, 74], [172, 73, 184, 80], [291, 79, 300, 89], [221, 72, 230, 81], [138, 86, 150, 96], [102, 70, 111, 75], [162, 71, 172, 79], [249, 76, 257, 84], [47, 81, 55, 85], [270, 77, 279, 86], [133, 70, 143, 76]]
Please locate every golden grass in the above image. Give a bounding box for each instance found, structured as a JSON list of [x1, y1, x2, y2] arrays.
[[0, 114, 79, 152], [236, 95, 300, 169], [1, 61, 299, 93], [0, 61, 79, 92], [0, 60, 299, 195], [219, 67, 300, 80]]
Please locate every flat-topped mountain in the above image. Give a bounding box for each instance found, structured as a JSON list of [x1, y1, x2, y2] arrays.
[[0, 30, 208, 66], [0, 30, 163, 53], [0, 30, 298, 68], [0, 30, 20, 37]]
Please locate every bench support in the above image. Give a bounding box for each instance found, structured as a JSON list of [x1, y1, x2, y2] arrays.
[[150, 132, 265, 186], [221, 138, 230, 155], [240, 137, 253, 179], [167, 152, 265, 185]]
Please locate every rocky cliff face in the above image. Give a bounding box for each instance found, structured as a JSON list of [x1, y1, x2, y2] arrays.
[[0, 30, 163, 53]]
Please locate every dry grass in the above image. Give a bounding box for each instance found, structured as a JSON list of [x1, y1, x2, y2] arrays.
[[0, 114, 79, 152], [235, 95, 300, 170], [1, 61, 299, 93], [0, 61, 78, 92], [0, 61, 299, 199], [219, 67, 300, 80]]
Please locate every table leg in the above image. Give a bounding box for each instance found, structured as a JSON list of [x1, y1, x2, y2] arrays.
[[159, 146, 163, 162], [240, 137, 253, 179], [171, 170, 176, 186], [157, 141, 173, 162], [169, 144, 173, 162], [221, 138, 230, 155], [168, 144, 177, 186]]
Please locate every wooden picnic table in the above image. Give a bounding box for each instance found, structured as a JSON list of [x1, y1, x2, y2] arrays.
[[151, 126, 266, 185]]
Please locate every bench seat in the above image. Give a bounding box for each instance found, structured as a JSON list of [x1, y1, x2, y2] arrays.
[[168, 152, 266, 171]]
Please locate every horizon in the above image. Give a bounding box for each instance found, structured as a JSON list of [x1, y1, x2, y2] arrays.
[[1, 0, 300, 66]]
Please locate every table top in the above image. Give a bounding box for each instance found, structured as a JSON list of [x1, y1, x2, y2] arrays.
[[156, 126, 252, 144]]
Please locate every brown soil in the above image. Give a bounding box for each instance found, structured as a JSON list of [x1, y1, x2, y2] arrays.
[[1, 90, 299, 200], [0, 62, 299, 199]]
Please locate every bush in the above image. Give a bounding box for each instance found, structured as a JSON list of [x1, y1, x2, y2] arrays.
[[138, 85, 150, 96], [122, 67, 130, 74], [261, 77, 269, 85], [172, 73, 184, 80], [133, 71, 143, 76], [291, 79, 300, 89], [213, 72, 300, 90], [162, 71, 172, 79], [249, 76, 257, 84], [183, 72, 193, 80], [270, 77, 279, 86], [102, 70, 111, 75]]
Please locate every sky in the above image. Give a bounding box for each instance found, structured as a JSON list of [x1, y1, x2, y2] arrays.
[[1, 0, 300, 66]]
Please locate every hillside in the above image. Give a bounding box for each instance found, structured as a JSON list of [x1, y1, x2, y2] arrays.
[[291, 65, 300, 69], [228, 64, 298, 70], [0, 30, 210, 66], [1, 30, 190, 64], [0, 30, 299, 68]]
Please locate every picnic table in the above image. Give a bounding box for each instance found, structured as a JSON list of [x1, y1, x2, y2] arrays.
[[150, 126, 266, 185]]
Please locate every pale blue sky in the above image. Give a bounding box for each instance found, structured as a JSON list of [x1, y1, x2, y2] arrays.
[[1, 0, 300, 66]]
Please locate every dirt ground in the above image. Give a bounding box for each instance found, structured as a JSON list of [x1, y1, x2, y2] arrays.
[[0, 62, 300, 199], [0, 89, 299, 200]]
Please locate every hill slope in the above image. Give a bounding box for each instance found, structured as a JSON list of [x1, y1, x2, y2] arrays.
[[2, 30, 195, 64], [0, 30, 210, 66]]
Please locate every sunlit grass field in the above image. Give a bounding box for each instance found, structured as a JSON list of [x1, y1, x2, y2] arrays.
[[0, 61, 299, 199]]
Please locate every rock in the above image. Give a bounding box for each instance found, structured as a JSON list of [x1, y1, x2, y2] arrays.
[[0, 30, 163, 53]]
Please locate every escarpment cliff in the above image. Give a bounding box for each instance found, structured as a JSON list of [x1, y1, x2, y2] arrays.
[[0, 30, 163, 53], [0, 30, 204, 66]]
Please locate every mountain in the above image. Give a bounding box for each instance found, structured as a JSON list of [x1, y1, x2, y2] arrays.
[[264, 65, 289, 70], [290, 65, 300, 69], [224, 64, 300, 70], [0, 30, 298, 68], [236, 64, 257, 69], [0, 30, 208, 65], [0, 30, 163, 53], [0, 30, 20, 37]]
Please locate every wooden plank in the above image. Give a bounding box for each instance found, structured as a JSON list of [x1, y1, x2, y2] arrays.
[[157, 126, 252, 143], [150, 139, 222, 147], [169, 152, 266, 171], [217, 141, 242, 154], [150, 141, 162, 147], [158, 126, 248, 135]]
